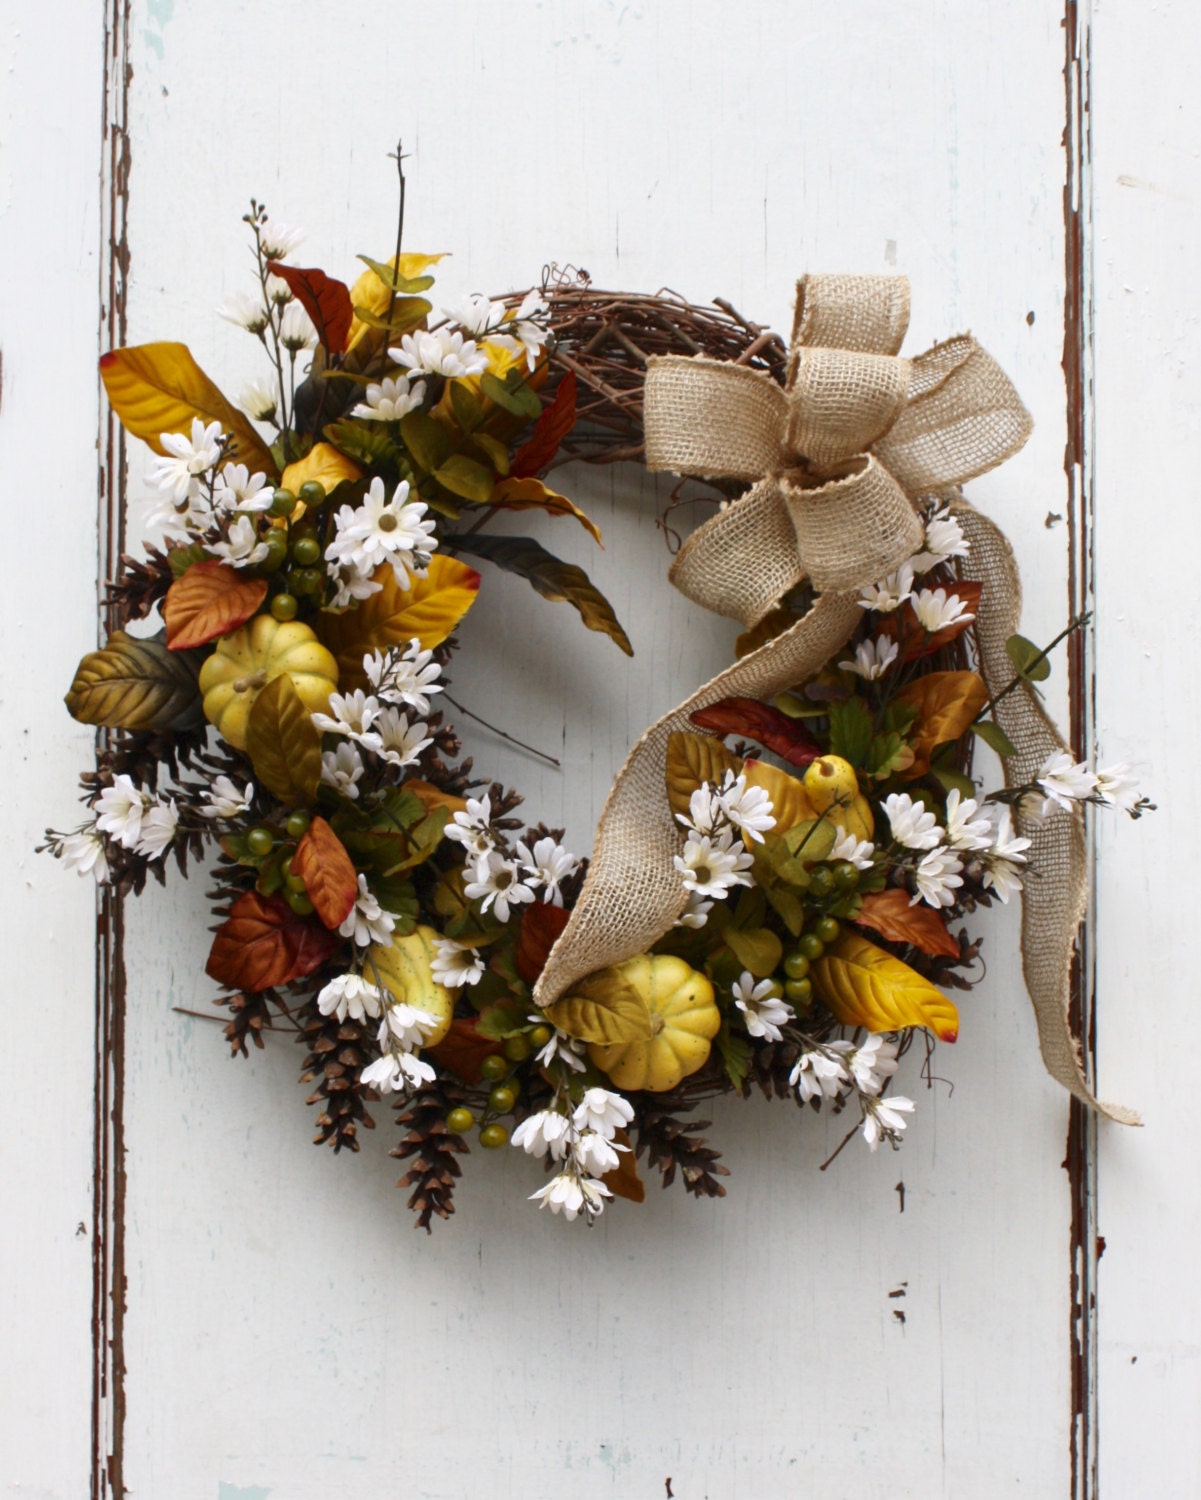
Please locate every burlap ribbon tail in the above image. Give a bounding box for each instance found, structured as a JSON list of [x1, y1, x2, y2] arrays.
[[533, 274, 1137, 1124]]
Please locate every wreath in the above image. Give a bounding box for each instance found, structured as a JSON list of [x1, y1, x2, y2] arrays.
[[46, 180, 1148, 1229]]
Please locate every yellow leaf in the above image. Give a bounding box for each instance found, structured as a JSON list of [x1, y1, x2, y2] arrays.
[[742, 760, 817, 833], [345, 252, 447, 350], [281, 442, 362, 500], [99, 343, 277, 477], [812, 930, 959, 1041], [489, 476, 602, 543], [664, 732, 742, 821], [317, 554, 480, 691], [545, 971, 655, 1046], [894, 670, 990, 779]]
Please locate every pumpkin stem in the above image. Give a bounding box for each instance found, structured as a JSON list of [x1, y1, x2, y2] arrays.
[[232, 669, 268, 694]]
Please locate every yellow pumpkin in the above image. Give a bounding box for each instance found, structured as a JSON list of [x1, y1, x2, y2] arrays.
[[802, 754, 875, 843], [587, 955, 720, 1093], [364, 924, 455, 1048], [198, 615, 339, 750]]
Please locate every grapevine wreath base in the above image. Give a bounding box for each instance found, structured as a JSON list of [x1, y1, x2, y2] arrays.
[[47, 204, 1147, 1228]]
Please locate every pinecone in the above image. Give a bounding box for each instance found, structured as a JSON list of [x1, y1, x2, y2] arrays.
[[297, 1000, 375, 1153], [635, 1102, 729, 1199], [216, 989, 272, 1057], [391, 1080, 471, 1231]]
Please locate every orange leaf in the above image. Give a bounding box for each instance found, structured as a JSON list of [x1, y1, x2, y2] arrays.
[[292, 816, 358, 930], [601, 1129, 646, 1204], [488, 475, 601, 543], [851, 889, 960, 959], [512, 370, 578, 477], [267, 263, 354, 353], [515, 901, 571, 984], [893, 670, 989, 778], [426, 1017, 504, 1085], [405, 779, 468, 818], [163, 560, 267, 651], [205, 892, 340, 993]]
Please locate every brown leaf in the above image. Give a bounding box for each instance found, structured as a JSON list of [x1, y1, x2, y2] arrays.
[[267, 262, 354, 353], [515, 901, 572, 984], [487, 476, 601, 543], [65, 629, 203, 732], [602, 1130, 646, 1204], [164, 560, 267, 651], [292, 816, 358, 930], [512, 370, 578, 477], [426, 1017, 505, 1086], [689, 696, 821, 767], [245, 674, 323, 804], [879, 580, 984, 662], [893, 670, 990, 778], [206, 892, 340, 993], [851, 889, 960, 959]]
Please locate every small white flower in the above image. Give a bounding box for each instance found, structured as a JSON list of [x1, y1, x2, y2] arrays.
[[911, 587, 975, 635], [265, 272, 293, 306], [1037, 751, 1098, 816], [883, 792, 943, 852], [135, 799, 179, 860], [673, 832, 754, 899], [339, 874, 395, 947], [789, 1046, 850, 1103], [209, 514, 270, 569], [839, 635, 899, 680], [911, 506, 969, 573], [529, 1169, 611, 1223], [325, 476, 436, 590], [279, 300, 318, 351], [363, 640, 444, 716], [487, 290, 550, 370], [311, 688, 381, 741], [718, 772, 776, 843], [147, 417, 224, 503], [217, 290, 269, 334], [321, 742, 365, 800], [95, 775, 151, 849], [361, 1050, 436, 1095], [1095, 762, 1141, 813], [533, 1024, 588, 1074], [943, 788, 993, 852], [858, 562, 914, 613], [327, 563, 383, 610], [212, 462, 271, 515], [199, 775, 254, 820], [317, 973, 385, 1024], [512, 1109, 572, 1160], [363, 707, 432, 769], [981, 810, 1030, 904], [732, 972, 793, 1042], [862, 1094, 915, 1151], [830, 830, 876, 870], [259, 220, 306, 260], [912, 846, 964, 909], [239, 378, 279, 422], [430, 938, 485, 988], [390, 327, 488, 379], [350, 374, 427, 422], [444, 293, 506, 336], [574, 1130, 624, 1177], [378, 1003, 439, 1052], [572, 1087, 635, 1139], [517, 837, 579, 907], [464, 851, 536, 924], [677, 780, 722, 837], [445, 795, 494, 862], [60, 830, 110, 883], [847, 1034, 900, 1097], [675, 890, 714, 929]]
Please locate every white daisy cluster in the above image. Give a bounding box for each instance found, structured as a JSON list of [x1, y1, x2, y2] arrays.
[[883, 789, 1031, 908], [856, 504, 975, 634], [443, 794, 581, 927], [1034, 752, 1143, 819], [317, 966, 438, 1097], [324, 476, 437, 607], [97, 775, 181, 861], [143, 418, 277, 559], [672, 770, 775, 929], [311, 640, 445, 799], [789, 1032, 916, 1151], [512, 1086, 634, 1223]]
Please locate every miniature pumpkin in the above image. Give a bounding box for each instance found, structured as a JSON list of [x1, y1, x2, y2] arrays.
[[198, 615, 338, 750], [802, 754, 875, 843], [364, 924, 455, 1048], [587, 955, 720, 1093]]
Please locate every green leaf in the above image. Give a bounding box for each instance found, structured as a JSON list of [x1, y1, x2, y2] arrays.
[[448, 380, 484, 431], [455, 533, 633, 655], [245, 675, 323, 804], [827, 696, 874, 767], [774, 690, 827, 720], [761, 879, 806, 937], [324, 418, 400, 471], [971, 718, 1019, 758], [717, 1021, 752, 1092], [64, 630, 203, 732], [167, 542, 210, 578], [467, 431, 510, 475], [481, 369, 541, 419], [931, 766, 978, 801], [476, 997, 529, 1041], [864, 730, 911, 782], [1005, 633, 1052, 683], [434, 454, 496, 502], [350, 296, 432, 332], [355, 255, 435, 294], [783, 819, 838, 864], [725, 926, 783, 978], [400, 411, 454, 473]]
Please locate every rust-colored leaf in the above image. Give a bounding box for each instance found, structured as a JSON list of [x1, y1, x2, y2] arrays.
[[851, 889, 960, 959], [267, 262, 354, 353], [689, 696, 821, 767], [515, 901, 572, 984], [512, 370, 578, 477], [602, 1129, 646, 1204], [879, 580, 984, 662], [292, 816, 358, 930], [163, 560, 267, 651], [426, 1016, 504, 1086], [205, 891, 340, 993], [488, 475, 601, 543], [893, 670, 989, 778]]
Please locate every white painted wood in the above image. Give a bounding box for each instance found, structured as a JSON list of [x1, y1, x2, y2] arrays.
[[0, 6, 106, 1496], [1091, 2, 1201, 1492]]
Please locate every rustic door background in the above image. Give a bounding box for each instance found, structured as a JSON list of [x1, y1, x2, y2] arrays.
[[4, 3, 1194, 1496]]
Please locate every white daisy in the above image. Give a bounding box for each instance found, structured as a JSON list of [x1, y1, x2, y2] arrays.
[[199, 775, 254, 819], [259, 219, 306, 260], [857, 562, 914, 613], [378, 1003, 439, 1051], [390, 327, 488, 379], [517, 837, 579, 907], [95, 775, 151, 849], [674, 891, 714, 929], [718, 772, 776, 843], [350, 374, 427, 422], [325, 476, 436, 589], [317, 973, 385, 1024], [209, 514, 270, 569], [882, 792, 942, 852], [464, 852, 536, 924], [1037, 751, 1098, 816], [147, 417, 224, 503], [572, 1088, 635, 1138], [529, 1169, 611, 1222], [487, 289, 549, 370], [327, 563, 383, 610], [311, 689, 381, 742], [360, 1049, 436, 1095], [732, 972, 793, 1042], [443, 293, 506, 336], [830, 830, 876, 870], [1095, 762, 1141, 813], [912, 846, 964, 909], [574, 1130, 624, 1177], [265, 273, 293, 306], [363, 707, 432, 769], [673, 832, 754, 899], [212, 462, 271, 515], [511, 1109, 572, 1160], [363, 640, 444, 717], [789, 1046, 850, 1103], [339, 875, 395, 947], [135, 800, 179, 860], [839, 635, 900, 680], [911, 506, 969, 573], [60, 830, 110, 883], [943, 788, 993, 852], [847, 1034, 900, 1097], [430, 938, 485, 989], [217, 291, 269, 334], [911, 587, 975, 635], [862, 1094, 915, 1151], [533, 1025, 588, 1074], [444, 796, 494, 862], [239, 378, 279, 422], [320, 742, 365, 800], [279, 300, 318, 351], [981, 811, 1031, 904]]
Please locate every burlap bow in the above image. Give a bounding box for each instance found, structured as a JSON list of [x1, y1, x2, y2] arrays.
[[534, 274, 1137, 1124]]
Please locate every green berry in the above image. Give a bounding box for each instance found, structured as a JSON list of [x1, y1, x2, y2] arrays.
[[480, 1054, 509, 1083], [291, 566, 325, 597], [269, 487, 296, 517], [833, 861, 861, 892], [286, 890, 314, 916], [785, 977, 813, 1006], [489, 1084, 518, 1114], [529, 1025, 552, 1048], [814, 916, 841, 945], [270, 592, 299, 622], [259, 531, 288, 572], [291, 535, 321, 566], [284, 868, 308, 894], [784, 951, 810, 981], [446, 1107, 475, 1134], [298, 481, 326, 508], [808, 866, 835, 899], [285, 812, 311, 840], [246, 826, 274, 856], [503, 1035, 532, 1062], [797, 932, 826, 961], [479, 1124, 509, 1149]]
